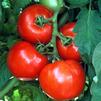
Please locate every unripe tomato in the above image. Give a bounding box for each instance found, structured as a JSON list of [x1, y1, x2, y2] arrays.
[[39, 60, 85, 100], [40, 0, 59, 11], [7, 41, 48, 80], [17, 4, 53, 44], [56, 22, 81, 61]]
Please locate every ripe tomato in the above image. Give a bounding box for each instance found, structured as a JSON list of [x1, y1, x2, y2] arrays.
[[60, 22, 76, 38], [7, 41, 48, 80], [17, 4, 53, 44], [56, 22, 81, 61], [39, 60, 85, 100], [40, 0, 59, 11], [56, 39, 80, 61]]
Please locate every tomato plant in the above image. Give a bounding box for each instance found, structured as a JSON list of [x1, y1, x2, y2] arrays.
[[1, 0, 101, 101], [39, 60, 85, 100], [7, 41, 48, 80], [56, 22, 81, 61], [17, 4, 53, 44]]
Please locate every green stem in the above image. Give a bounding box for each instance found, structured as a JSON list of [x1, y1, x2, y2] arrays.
[[0, 78, 19, 98], [50, 0, 64, 60], [51, 11, 59, 59], [58, 0, 64, 10]]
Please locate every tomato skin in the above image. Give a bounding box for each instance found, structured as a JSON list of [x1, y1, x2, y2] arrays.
[[7, 41, 48, 80], [60, 22, 76, 38], [56, 22, 81, 61], [39, 60, 85, 100], [40, 0, 59, 11], [17, 4, 53, 44], [56, 38, 81, 61]]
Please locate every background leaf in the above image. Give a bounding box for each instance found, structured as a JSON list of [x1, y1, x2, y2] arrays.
[[91, 41, 101, 101], [66, 0, 89, 7], [11, 0, 32, 15], [91, 71, 101, 101], [0, 2, 3, 32], [98, 0, 101, 14], [92, 41, 101, 76], [78, 89, 91, 101], [0, 53, 12, 90], [15, 83, 52, 101], [74, 8, 101, 63]]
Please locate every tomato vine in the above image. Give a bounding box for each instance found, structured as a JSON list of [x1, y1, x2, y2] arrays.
[[0, 0, 101, 101]]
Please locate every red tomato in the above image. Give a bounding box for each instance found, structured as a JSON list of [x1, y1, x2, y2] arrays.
[[39, 60, 85, 100], [17, 4, 53, 44], [60, 22, 76, 38], [56, 22, 81, 61], [7, 41, 48, 80], [56, 38, 80, 61]]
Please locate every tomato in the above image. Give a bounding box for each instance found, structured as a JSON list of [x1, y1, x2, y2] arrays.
[[40, 0, 59, 11], [56, 39, 81, 61], [39, 60, 85, 100], [60, 22, 76, 38], [17, 4, 53, 44], [7, 41, 48, 80], [56, 22, 81, 61]]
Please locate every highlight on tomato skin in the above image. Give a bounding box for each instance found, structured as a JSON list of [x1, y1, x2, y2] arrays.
[[39, 60, 85, 100], [17, 4, 53, 44], [7, 41, 48, 81], [56, 22, 81, 61]]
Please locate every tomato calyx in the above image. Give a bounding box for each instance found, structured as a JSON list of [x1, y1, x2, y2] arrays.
[[36, 16, 51, 27], [36, 43, 53, 54], [36, 42, 60, 62], [57, 32, 73, 46]]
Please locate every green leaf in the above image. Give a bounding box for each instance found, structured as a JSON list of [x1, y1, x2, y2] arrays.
[[78, 89, 91, 101], [0, 7, 17, 35], [91, 42, 101, 101], [58, 12, 69, 28], [32, 87, 50, 101], [0, 4, 2, 21], [6, 82, 53, 101], [66, 0, 89, 7], [78, 64, 94, 101], [18, 84, 52, 101], [92, 42, 101, 76], [2, 8, 17, 34], [7, 36, 20, 48], [11, 0, 32, 14], [2, 0, 11, 8], [86, 64, 95, 86], [0, 53, 12, 90], [91, 71, 101, 101], [11, 89, 21, 101], [74, 8, 101, 63], [0, 4, 3, 32], [98, 0, 101, 14]]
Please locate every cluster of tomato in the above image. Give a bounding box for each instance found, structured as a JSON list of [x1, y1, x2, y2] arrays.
[[7, 4, 85, 101]]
